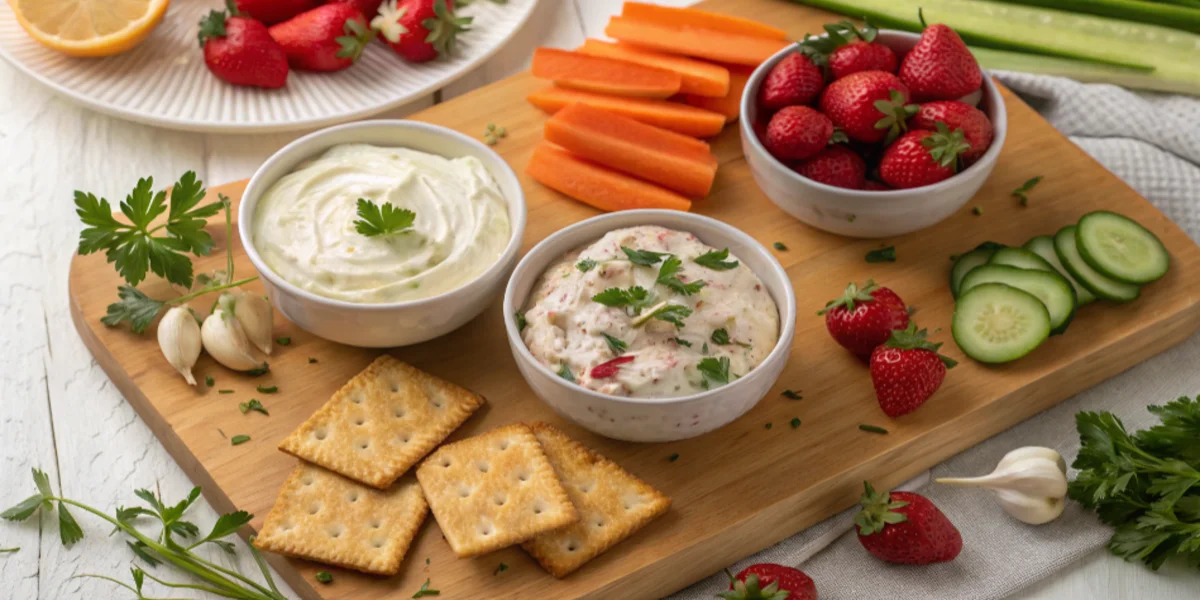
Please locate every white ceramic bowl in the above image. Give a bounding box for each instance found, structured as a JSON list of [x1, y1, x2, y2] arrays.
[[239, 120, 527, 348], [502, 210, 797, 443], [740, 30, 1008, 239]]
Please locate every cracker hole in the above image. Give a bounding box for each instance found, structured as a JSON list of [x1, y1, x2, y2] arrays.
[[498, 440, 510, 451], [308, 503, 321, 515], [493, 496, 506, 506], [398, 433, 411, 444], [354, 416, 366, 426], [479, 525, 494, 537], [578, 483, 592, 494], [594, 519, 606, 528], [314, 429, 328, 441], [327, 525, 344, 539], [301, 476, 314, 486], [393, 407, 406, 418], [517, 472, 529, 483], [566, 542, 578, 552], [347, 492, 359, 503], [477, 462, 490, 473], [351, 392, 364, 404], [371, 536, 386, 548], [281, 521, 294, 532], [390, 382, 400, 393], [532, 500, 546, 515], [458, 487, 471, 499], [440, 458, 451, 467], [357, 440, 370, 450], [369, 519, 382, 529]]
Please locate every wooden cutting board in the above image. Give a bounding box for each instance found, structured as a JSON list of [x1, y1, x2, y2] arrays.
[[68, 0, 1200, 598]]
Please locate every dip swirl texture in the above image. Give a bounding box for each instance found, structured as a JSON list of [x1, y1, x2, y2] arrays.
[[521, 226, 780, 399], [252, 144, 510, 303]]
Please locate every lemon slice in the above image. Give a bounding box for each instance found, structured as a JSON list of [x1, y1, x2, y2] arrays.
[[8, 0, 170, 57]]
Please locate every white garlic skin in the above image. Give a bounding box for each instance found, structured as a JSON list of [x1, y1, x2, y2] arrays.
[[231, 292, 274, 355], [936, 446, 1069, 525], [158, 306, 201, 385], [201, 293, 267, 372]]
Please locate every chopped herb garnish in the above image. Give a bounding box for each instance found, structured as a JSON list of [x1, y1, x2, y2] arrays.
[[556, 364, 575, 383], [515, 311, 527, 333], [592, 286, 653, 312], [972, 206, 983, 216], [764, 422, 773, 430], [204, 375, 214, 387], [859, 424, 889, 435], [847, 214, 857, 223], [702, 342, 709, 355], [239, 399, 268, 416], [621, 246, 668, 266], [315, 571, 333, 584], [576, 258, 598, 272], [218, 389, 234, 395], [602, 333, 627, 354], [354, 198, 416, 237], [694, 248, 739, 270], [781, 390, 802, 400], [773, 242, 788, 251], [255, 385, 277, 394], [673, 337, 692, 348], [308, 357, 318, 364], [697, 357, 730, 386], [484, 123, 508, 145], [1012, 175, 1043, 206], [493, 563, 509, 575], [412, 578, 440, 598], [230, 435, 251, 446], [711, 328, 731, 345], [865, 246, 896, 263], [245, 364, 270, 377], [644, 303, 692, 328], [656, 255, 706, 296], [275, 336, 291, 346], [668, 453, 680, 462], [425, 557, 430, 565], [790, 418, 802, 429], [0, 548, 18, 553]]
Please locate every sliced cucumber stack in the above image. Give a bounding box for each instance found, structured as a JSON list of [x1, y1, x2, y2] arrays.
[[959, 265, 1077, 334], [1023, 235, 1097, 305], [1076, 211, 1170, 284], [951, 249, 997, 298], [953, 283, 1052, 364], [987, 247, 1056, 272], [1054, 225, 1141, 303]]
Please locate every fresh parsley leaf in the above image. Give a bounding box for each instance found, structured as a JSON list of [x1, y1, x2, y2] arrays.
[[1, 495, 43, 522], [100, 286, 165, 334], [576, 259, 598, 272], [673, 337, 692, 348], [694, 248, 739, 270], [790, 418, 802, 429], [621, 246, 668, 266], [865, 246, 896, 263], [255, 385, 277, 394], [656, 255, 706, 296], [245, 364, 270, 377], [711, 328, 731, 345], [515, 311, 527, 332], [413, 578, 440, 598], [493, 563, 509, 575], [127, 540, 161, 566], [204, 376, 214, 387], [781, 390, 802, 400], [859, 424, 889, 434], [556, 364, 575, 383], [592, 286, 653, 312], [354, 199, 416, 237], [200, 511, 252, 547], [58, 503, 84, 546], [230, 435, 251, 446], [702, 343, 709, 355], [773, 242, 788, 251], [239, 399, 268, 416], [1012, 175, 1043, 206], [316, 571, 333, 584], [602, 333, 627, 354], [275, 336, 291, 346], [697, 357, 730, 386], [645, 304, 692, 328]]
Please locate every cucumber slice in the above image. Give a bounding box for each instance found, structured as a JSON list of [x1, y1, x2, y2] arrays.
[[1076, 211, 1170, 284], [1054, 226, 1140, 303], [1023, 235, 1097, 305], [951, 248, 997, 298], [953, 283, 1052, 363], [988, 247, 1056, 272], [959, 264, 1077, 334]]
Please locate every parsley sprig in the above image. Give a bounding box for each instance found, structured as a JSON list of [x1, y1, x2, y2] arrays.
[[656, 255, 706, 296], [694, 248, 739, 270], [621, 246, 667, 266], [593, 286, 655, 312], [697, 357, 731, 388], [354, 199, 416, 237]]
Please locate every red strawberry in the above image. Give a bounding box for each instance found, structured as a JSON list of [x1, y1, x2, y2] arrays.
[[797, 20, 897, 80], [855, 481, 962, 564], [911, 101, 993, 162], [234, 0, 319, 25], [721, 564, 817, 600], [758, 52, 824, 111], [878, 123, 971, 189], [818, 280, 909, 360], [269, 4, 371, 72], [373, 0, 471, 63], [862, 179, 891, 191], [869, 322, 955, 417], [792, 145, 866, 189], [198, 4, 289, 89], [818, 71, 916, 144], [764, 106, 833, 161], [899, 23, 982, 101], [327, 0, 385, 17]]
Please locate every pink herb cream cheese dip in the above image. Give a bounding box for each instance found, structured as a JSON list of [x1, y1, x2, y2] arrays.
[[520, 226, 780, 399]]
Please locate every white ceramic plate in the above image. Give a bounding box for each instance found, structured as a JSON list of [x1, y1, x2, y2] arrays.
[[0, 0, 537, 133]]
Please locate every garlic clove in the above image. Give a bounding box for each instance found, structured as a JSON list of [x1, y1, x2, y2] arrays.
[[158, 306, 202, 385], [202, 293, 268, 373], [936, 446, 1069, 525], [231, 292, 274, 355], [993, 489, 1066, 525], [996, 446, 1067, 474]]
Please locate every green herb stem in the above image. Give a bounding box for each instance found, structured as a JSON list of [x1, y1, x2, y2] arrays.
[[169, 276, 259, 306]]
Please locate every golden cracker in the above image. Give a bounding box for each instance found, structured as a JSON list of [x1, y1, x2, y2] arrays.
[[521, 423, 671, 577], [416, 423, 578, 558], [254, 463, 427, 576], [279, 355, 485, 489]]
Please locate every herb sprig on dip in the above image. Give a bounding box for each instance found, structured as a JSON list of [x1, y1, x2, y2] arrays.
[[354, 198, 416, 237]]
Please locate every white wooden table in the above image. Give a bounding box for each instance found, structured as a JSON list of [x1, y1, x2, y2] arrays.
[[1, 1, 1195, 598]]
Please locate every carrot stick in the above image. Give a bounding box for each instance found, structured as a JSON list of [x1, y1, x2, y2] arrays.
[[605, 16, 790, 67], [577, 39, 730, 98], [684, 65, 755, 123], [531, 47, 681, 99], [526, 144, 693, 213], [621, 2, 789, 40], [527, 86, 727, 138]]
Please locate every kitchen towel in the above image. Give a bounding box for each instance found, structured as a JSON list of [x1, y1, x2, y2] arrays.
[[671, 73, 1200, 600]]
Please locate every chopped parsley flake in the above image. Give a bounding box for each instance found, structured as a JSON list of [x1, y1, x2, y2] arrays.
[[790, 417, 802, 429], [218, 389, 234, 395], [515, 311, 527, 332], [697, 357, 730, 387], [230, 435, 251, 446], [592, 286, 652, 311], [694, 248, 739, 270], [773, 242, 788, 251], [668, 453, 680, 462], [865, 246, 896, 263], [239, 399, 268, 416], [644, 304, 692, 328], [859, 424, 889, 435], [673, 337, 692, 348], [412, 578, 440, 598], [602, 333, 627, 354], [255, 385, 277, 394], [576, 259, 598, 272], [493, 563, 509, 575], [315, 571, 333, 584], [308, 357, 318, 364], [621, 246, 668, 266], [781, 390, 802, 400], [204, 375, 214, 387], [711, 328, 731, 345], [556, 364, 576, 383], [275, 336, 291, 346], [656, 255, 706, 296]]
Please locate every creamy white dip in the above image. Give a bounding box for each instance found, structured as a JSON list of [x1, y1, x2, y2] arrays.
[[521, 226, 780, 399], [252, 144, 510, 303]]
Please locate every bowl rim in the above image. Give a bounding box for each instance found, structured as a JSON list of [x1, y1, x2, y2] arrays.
[[502, 209, 798, 407], [739, 29, 1009, 198], [237, 119, 528, 312]]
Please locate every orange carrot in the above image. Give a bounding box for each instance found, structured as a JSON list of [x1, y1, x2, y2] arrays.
[[527, 86, 727, 138], [605, 16, 789, 67], [526, 144, 693, 213], [545, 103, 717, 198], [621, 2, 788, 40], [684, 65, 754, 123], [577, 39, 730, 98], [531, 47, 681, 99]]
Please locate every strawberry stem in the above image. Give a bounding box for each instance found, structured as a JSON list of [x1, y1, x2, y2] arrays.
[[883, 322, 959, 368], [336, 18, 373, 62], [818, 279, 878, 315], [421, 0, 473, 58], [873, 90, 919, 145], [854, 481, 911, 536], [921, 121, 971, 170]]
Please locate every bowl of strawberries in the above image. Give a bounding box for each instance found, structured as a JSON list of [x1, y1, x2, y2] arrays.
[[740, 21, 1007, 238]]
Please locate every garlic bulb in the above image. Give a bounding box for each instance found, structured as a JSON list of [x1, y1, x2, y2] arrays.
[[936, 446, 1068, 525], [230, 292, 274, 355], [202, 293, 268, 372], [158, 306, 202, 385]]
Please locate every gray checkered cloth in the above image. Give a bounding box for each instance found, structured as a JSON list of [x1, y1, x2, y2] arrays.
[[671, 73, 1200, 599]]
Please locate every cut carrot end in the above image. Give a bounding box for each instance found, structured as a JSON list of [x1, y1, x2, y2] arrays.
[[620, 1, 789, 40], [527, 86, 727, 138], [578, 39, 730, 98], [527, 144, 693, 213], [605, 17, 789, 67], [684, 65, 754, 123], [531, 47, 681, 99]]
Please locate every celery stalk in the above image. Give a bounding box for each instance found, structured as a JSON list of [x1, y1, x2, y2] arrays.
[[992, 0, 1200, 33], [970, 47, 1200, 95]]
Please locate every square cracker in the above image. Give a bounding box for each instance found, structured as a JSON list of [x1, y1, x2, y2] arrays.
[[279, 355, 485, 489], [521, 423, 672, 577], [416, 423, 578, 558], [253, 463, 428, 576]]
